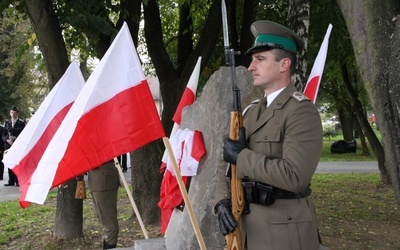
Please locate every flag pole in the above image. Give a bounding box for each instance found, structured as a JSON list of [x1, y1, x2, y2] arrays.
[[162, 137, 207, 250], [113, 157, 149, 239]]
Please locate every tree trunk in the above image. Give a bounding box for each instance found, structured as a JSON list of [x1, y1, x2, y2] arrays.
[[337, 1, 398, 189], [139, 0, 223, 221], [54, 180, 84, 239], [24, 0, 70, 88], [130, 140, 164, 224], [337, 108, 353, 141], [354, 117, 370, 156], [24, 0, 83, 238], [339, 59, 390, 184], [238, 0, 259, 67], [288, 0, 309, 87]]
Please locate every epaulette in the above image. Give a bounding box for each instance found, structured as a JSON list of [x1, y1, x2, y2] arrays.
[[292, 92, 310, 102]]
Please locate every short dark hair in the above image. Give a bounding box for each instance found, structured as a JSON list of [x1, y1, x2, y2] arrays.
[[11, 106, 19, 112], [271, 49, 297, 75]]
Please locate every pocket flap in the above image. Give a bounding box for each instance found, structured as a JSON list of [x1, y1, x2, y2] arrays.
[[254, 129, 281, 143], [269, 199, 313, 224]]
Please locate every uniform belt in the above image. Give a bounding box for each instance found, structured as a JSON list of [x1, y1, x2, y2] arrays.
[[242, 181, 311, 207], [275, 186, 311, 199]]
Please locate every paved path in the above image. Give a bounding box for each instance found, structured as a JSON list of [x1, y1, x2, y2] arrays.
[[0, 167, 132, 203], [315, 161, 379, 173], [0, 161, 378, 203]]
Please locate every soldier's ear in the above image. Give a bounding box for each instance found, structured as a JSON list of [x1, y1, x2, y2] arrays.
[[279, 57, 291, 72]]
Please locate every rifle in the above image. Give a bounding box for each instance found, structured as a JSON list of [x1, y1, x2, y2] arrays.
[[221, 1, 244, 249]]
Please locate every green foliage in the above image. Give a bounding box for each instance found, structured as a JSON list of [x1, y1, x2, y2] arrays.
[[323, 126, 340, 140], [0, 12, 46, 122]]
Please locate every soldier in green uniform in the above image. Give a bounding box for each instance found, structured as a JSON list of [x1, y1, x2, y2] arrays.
[[214, 20, 323, 250], [88, 160, 120, 249]]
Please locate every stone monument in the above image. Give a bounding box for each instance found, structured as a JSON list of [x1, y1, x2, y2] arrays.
[[164, 66, 262, 249]]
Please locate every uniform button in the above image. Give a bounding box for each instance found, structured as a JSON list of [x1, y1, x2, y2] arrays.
[[287, 216, 292, 220], [264, 136, 268, 140]]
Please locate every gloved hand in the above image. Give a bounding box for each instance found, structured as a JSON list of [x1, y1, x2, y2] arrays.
[[223, 127, 247, 164], [214, 199, 237, 236]]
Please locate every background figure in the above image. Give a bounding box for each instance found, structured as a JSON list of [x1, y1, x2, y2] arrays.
[[0, 124, 4, 180], [117, 153, 128, 173], [88, 160, 120, 249], [2, 106, 25, 186]]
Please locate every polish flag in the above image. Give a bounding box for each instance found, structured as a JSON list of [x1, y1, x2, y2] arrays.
[[20, 22, 165, 206], [2, 61, 84, 207], [159, 128, 206, 234], [158, 57, 206, 234], [303, 24, 333, 103], [160, 57, 202, 171]]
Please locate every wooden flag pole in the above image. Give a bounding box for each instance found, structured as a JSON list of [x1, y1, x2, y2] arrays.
[[162, 137, 207, 250], [113, 157, 149, 239]]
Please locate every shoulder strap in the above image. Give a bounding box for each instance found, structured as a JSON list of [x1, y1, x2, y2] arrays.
[[242, 99, 260, 117], [292, 92, 310, 102]]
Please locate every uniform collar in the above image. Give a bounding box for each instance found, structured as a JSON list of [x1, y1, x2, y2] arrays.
[[266, 87, 285, 107]]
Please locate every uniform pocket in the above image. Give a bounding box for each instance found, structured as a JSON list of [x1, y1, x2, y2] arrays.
[[268, 199, 312, 224], [252, 129, 281, 156], [254, 129, 281, 143], [268, 199, 319, 249]]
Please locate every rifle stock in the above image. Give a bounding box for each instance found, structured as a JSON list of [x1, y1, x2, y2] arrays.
[[225, 111, 244, 250]]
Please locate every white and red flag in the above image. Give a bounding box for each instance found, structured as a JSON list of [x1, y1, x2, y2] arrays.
[[158, 57, 207, 234], [2, 61, 85, 207], [303, 24, 333, 103], [20, 22, 165, 206], [160, 57, 202, 171]]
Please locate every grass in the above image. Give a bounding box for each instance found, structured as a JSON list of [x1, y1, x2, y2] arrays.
[[311, 173, 400, 249], [320, 127, 380, 162], [0, 187, 156, 250], [1, 174, 398, 249], [320, 139, 377, 162], [2, 128, 396, 249]]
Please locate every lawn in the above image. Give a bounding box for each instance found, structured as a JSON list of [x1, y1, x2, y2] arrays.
[[320, 127, 380, 162], [1, 128, 395, 249]]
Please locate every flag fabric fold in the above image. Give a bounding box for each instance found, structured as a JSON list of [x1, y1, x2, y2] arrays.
[[158, 57, 206, 234], [2, 61, 85, 207], [159, 128, 206, 234], [160, 57, 202, 171], [303, 24, 333, 103], [166, 129, 206, 176], [21, 22, 165, 206]]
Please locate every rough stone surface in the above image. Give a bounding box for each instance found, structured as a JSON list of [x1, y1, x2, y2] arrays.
[[133, 238, 166, 250], [164, 66, 262, 250]]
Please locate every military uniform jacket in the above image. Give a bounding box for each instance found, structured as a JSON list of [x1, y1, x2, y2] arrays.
[[88, 161, 120, 192], [214, 84, 323, 250]]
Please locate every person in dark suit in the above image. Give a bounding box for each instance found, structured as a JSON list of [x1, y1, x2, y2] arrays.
[[88, 160, 120, 249], [214, 21, 323, 249], [3, 106, 25, 186], [117, 153, 128, 173]]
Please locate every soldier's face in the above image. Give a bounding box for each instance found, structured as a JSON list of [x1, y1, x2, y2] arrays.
[[10, 110, 18, 119], [248, 50, 281, 89]]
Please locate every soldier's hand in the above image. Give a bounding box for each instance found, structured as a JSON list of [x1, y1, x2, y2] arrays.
[[223, 127, 247, 164], [214, 199, 237, 236]]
